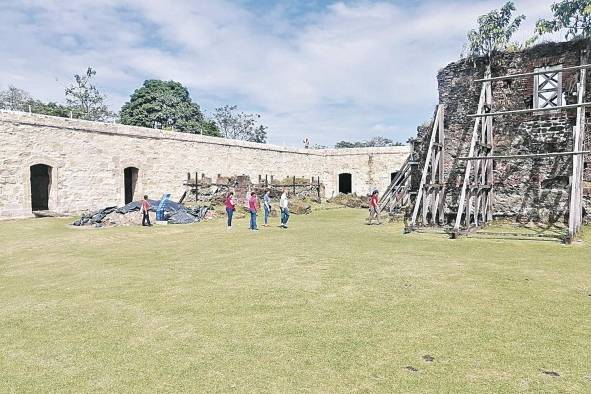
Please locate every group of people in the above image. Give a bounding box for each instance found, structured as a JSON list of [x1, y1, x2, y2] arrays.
[[225, 190, 290, 231], [140, 187, 379, 229]]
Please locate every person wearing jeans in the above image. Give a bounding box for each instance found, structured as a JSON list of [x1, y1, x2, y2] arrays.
[[225, 192, 235, 228], [280, 191, 290, 228], [141, 194, 152, 227], [263, 190, 271, 227], [248, 191, 259, 231]]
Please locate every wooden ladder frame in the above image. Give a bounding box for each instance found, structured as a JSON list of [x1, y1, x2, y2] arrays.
[[378, 156, 415, 215], [408, 104, 446, 230], [452, 68, 494, 237]]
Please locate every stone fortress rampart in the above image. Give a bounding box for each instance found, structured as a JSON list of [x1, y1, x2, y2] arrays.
[[0, 111, 410, 218]]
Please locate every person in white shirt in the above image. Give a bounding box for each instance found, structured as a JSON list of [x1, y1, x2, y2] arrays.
[[280, 190, 290, 228]]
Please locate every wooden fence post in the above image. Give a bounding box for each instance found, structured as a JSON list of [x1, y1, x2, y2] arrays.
[[195, 171, 199, 201]]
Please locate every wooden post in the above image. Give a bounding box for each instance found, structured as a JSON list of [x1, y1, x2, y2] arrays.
[[568, 57, 587, 242], [293, 176, 296, 195], [317, 177, 321, 203], [195, 171, 199, 202], [265, 174, 268, 187]]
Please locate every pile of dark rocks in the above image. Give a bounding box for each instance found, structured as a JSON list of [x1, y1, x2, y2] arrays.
[[72, 200, 211, 227]]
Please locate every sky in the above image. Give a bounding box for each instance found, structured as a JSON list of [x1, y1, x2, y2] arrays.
[[0, 0, 563, 146]]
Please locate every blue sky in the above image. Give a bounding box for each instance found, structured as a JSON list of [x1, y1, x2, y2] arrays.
[[0, 0, 560, 146]]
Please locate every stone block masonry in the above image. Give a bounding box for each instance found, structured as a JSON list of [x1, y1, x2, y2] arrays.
[[0, 111, 410, 218]]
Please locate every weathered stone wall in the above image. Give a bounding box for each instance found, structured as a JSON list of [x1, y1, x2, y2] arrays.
[[418, 39, 591, 223], [0, 111, 409, 218]]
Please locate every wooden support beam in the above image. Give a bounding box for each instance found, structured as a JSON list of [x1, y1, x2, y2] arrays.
[[453, 77, 489, 234], [475, 64, 591, 83], [410, 104, 445, 227], [458, 150, 591, 161], [468, 102, 591, 118], [568, 54, 588, 242]]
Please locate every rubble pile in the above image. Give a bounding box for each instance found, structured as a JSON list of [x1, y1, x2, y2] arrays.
[[328, 193, 369, 209], [183, 175, 323, 204], [73, 200, 212, 227]]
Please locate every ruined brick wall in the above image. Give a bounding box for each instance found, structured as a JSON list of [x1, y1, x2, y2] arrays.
[[0, 112, 409, 218], [420, 39, 591, 223]]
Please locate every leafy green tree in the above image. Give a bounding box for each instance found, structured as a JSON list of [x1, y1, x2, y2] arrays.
[[120, 80, 219, 136], [335, 136, 403, 148], [464, 2, 526, 59], [212, 105, 268, 143], [65, 67, 114, 121], [536, 0, 591, 39], [30, 101, 71, 117]]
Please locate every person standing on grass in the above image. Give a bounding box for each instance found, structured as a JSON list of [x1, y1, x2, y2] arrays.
[[263, 190, 271, 227], [368, 189, 380, 225], [141, 194, 152, 227], [225, 191, 236, 228], [248, 191, 259, 231], [280, 190, 290, 228]]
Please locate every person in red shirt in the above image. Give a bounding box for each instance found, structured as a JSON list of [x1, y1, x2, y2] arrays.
[[368, 189, 380, 225], [225, 192, 236, 228], [248, 192, 259, 231], [141, 194, 152, 226]]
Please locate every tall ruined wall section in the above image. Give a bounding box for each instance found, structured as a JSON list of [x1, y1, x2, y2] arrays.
[[426, 39, 591, 223], [0, 112, 409, 218]]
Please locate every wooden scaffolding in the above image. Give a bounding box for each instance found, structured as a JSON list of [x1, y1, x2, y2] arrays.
[[451, 68, 494, 236], [377, 154, 416, 215], [452, 60, 590, 243], [407, 104, 446, 230]]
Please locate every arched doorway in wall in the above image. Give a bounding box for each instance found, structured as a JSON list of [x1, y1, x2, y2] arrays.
[[338, 173, 352, 194], [30, 164, 52, 211], [391, 171, 400, 182], [124, 167, 139, 204]]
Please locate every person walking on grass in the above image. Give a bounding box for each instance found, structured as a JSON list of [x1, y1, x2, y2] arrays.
[[248, 191, 259, 231], [280, 190, 290, 228], [225, 191, 236, 229], [368, 189, 380, 225], [263, 190, 271, 227], [141, 194, 152, 227]]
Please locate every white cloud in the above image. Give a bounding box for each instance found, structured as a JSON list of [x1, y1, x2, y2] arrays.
[[0, 0, 558, 146]]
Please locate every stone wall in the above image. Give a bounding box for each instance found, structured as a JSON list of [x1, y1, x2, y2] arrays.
[[417, 38, 591, 223], [0, 111, 409, 218]]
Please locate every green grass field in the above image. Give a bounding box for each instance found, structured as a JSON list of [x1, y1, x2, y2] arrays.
[[1, 208, 590, 393]]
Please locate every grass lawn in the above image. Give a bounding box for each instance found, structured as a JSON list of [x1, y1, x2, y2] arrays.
[[0, 208, 590, 393]]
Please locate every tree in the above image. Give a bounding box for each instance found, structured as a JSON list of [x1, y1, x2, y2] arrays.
[[536, 0, 591, 39], [212, 105, 268, 143], [335, 136, 404, 148], [30, 101, 71, 117], [120, 80, 219, 136], [65, 67, 114, 121], [0, 86, 32, 111], [0, 86, 70, 117], [464, 2, 526, 59]]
